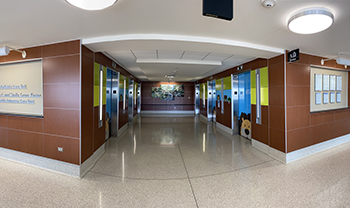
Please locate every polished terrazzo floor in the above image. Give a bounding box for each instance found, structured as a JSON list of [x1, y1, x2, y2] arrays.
[[1, 115, 350, 207]]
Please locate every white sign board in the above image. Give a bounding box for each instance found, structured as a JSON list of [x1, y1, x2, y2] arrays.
[[0, 60, 43, 116]]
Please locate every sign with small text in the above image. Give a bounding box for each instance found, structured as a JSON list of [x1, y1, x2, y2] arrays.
[[0, 60, 43, 116], [288, 49, 299, 63]]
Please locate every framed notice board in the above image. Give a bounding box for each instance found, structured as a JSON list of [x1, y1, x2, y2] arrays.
[[310, 66, 348, 112]]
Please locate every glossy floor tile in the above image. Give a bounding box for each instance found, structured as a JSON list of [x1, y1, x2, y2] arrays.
[[1, 115, 350, 207]]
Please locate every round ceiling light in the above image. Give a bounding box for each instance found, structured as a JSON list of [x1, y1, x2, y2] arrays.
[[288, 7, 334, 34], [66, 0, 117, 10]]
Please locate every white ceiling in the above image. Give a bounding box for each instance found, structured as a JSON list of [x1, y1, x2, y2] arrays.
[[1, 0, 349, 82]]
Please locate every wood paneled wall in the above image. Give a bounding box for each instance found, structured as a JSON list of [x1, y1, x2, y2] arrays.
[[81, 47, 138, 163], [81, 46, 94, 163], [268, 55, 285, 152], [0, 40, 81, 165], [141, 82, 195, 111], [286, 53, 350, 153]]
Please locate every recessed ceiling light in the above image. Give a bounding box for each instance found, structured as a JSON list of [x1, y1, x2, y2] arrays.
[[288, 7, 334, 34], [66, 0, 117, 11]]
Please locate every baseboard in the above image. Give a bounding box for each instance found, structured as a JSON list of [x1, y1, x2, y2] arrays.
[[286, 134, 350, 163], [118, 123, 128, 137], [216, 122, 233, 135], [141, 111, 194, 115], [252, 133, 350, 163], [0, 147, 80, 177], [80, 143, 105, 178], [252, 139, 286, 163]]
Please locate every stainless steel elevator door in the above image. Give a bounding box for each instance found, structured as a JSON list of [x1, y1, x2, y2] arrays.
[[111, 72, 119, 137], [232, 75, 239, 135], [195, 84, 200, 115]]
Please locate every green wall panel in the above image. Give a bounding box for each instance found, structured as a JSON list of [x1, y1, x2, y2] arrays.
[[250, 68, 268, 106], [94, 63, 100, 107], [223, 76, 231, 90], [215, 79, 222, 91]]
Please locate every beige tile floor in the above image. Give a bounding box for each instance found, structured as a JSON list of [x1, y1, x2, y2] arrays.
[[1, 115, 350, 207]]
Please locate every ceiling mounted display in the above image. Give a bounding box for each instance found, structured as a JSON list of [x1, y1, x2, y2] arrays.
[[66, 0, 117, 10], [288, 7, 334, 34]]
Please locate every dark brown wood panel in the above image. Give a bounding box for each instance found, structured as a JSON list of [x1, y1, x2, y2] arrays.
[[81, 108, 94, 163], [213, 69, 233, 80], [141, 105, 153, 111], [222, 102, 232, 128], [310, 55, 334, 67], [269, 86, 284, 107], [183, 105, 195, 110], [82, 45, 94, 60], [269, 106, 284, 130], [269, 127, 285, 152], [334, 119, 350, 138], [8, 130, 44, 156], [261, 105, 269, 126], [43, 135, 79, 165], [349, 87, 350, 106], [252, 123, 268, 144], [268, 62, 284, 87], [0, 127, 8, 148], [310, 123, 335, 145], [286, 63, 310, 86], [82, 83, 94, 109], [168, 106, 182, 111], [287, 127, 311, 152], [251, 58, 268, 70], [287, 106, 310, 130], [43, 83, 80, 109], [43, 55, 80, 84], [7, 116, 43, 133], [43, 40, 80, 57], [310, 111, 334, 126], [268, 55, 284, 66], [82, 54, 94, 85], [0, 115, 7, 127], [286, 86, 310, 106], [295, 53, 311, 65], [334, 108, 350, 121], [43, 109, 80, 138]]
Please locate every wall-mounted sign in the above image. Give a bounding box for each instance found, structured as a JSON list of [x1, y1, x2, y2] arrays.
[[288, 49, 299, 63], [310, 67, 348, 112], [0, 60, 43, 116]]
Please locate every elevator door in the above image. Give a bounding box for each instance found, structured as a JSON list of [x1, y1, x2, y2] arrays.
[[128, 79, 134, 122], [106, 70, 112, 140], [195, 84, 200, 115], [137, 83, 141, 114], [110, 71, 119, 137], [207, 81, 214, 121], [232, 75, 239, 135], [212, 80, 216, 122]]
